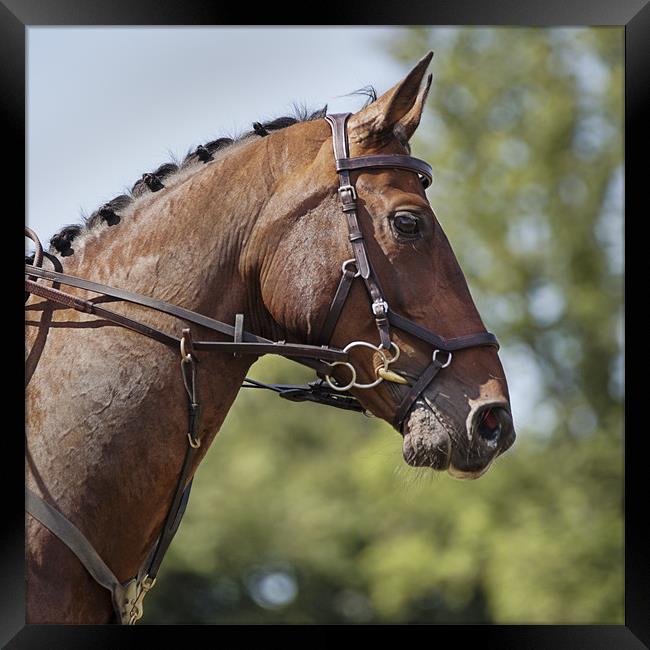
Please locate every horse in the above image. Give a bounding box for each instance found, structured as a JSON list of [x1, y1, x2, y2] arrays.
[[25, 52, 515, 624]]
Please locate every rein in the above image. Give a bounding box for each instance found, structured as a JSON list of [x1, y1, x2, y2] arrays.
[[24, 113, 498, 624]]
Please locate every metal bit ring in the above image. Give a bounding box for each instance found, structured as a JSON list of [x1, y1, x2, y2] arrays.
[[343, 341, 387, 389], [325, 361, 357, 392]]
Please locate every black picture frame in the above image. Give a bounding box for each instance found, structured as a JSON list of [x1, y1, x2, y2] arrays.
[[6, 1, 647, 647]]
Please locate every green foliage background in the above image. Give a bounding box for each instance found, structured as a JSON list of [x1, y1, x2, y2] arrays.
[[146, 28, 623, 624]]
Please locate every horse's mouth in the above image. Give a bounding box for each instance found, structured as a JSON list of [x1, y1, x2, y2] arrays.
[[401, 402, 453, 471], [401, 400, 504, 479]]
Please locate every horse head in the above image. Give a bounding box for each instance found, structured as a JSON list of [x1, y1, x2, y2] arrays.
[[251, 52, 515, 478]]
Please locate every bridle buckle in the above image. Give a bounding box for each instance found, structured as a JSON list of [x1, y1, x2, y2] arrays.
[[337, 184, 357, 210], [371, 299, 389, 318]]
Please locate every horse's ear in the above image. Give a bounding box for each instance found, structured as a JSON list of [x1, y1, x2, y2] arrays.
[[398, 72, 432, 140], [348, 51, 433, 145]]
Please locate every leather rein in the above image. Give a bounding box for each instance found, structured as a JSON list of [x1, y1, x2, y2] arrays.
[[24, 113, 498, 624]]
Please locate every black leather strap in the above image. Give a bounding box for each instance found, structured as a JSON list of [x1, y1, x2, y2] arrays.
[[393, 359, 443, 428], [388, 311, 499, 351], [145, 446, 197, 580]]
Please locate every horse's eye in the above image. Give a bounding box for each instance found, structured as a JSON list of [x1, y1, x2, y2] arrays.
[[392, 212, 421, 238]]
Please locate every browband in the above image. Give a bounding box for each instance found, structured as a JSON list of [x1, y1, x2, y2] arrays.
[[336, 155, 433, 188]]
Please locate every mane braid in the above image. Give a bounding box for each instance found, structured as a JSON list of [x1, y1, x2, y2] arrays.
[[47, 103, 328, 257]]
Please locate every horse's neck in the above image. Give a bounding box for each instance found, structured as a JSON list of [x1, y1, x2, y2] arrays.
[[26, 140, 277, 584]]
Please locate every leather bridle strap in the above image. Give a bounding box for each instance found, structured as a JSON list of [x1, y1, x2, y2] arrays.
[[25, 265, 345, 376], [325, 113, 372, 280], [317, 262, 357, 345], [336, 155, 433, 188], [326, 113, 400, 349], [388, 311, 499, 351], [393, 358, 444, 427], [26, 278, 180, 349]]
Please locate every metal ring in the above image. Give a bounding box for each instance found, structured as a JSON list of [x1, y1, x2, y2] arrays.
[[341, 258, 361, 278], [343, 340, 388, 360], [325, 362, 357, 392], [180, 336, 191, 362], [432, 349, 453, 368], [343, 341, 387, 389], [382, 342, 401, 366], [354, 376, 383, 389]]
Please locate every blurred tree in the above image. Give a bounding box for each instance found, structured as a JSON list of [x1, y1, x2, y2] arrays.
[[146, 27, 623, 624]]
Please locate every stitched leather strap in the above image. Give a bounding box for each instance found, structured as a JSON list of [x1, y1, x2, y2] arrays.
[[325, 114, 392, 348], [326, 113, 372, 280], [26, 278, 181, 349], [26, 265, 271, 345], [25, 266, 345, 375], [336, 155, 432, 188]]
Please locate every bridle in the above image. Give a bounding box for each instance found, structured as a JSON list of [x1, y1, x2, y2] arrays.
[[319, 113, 498, 426], [24, 113, 498, 624]]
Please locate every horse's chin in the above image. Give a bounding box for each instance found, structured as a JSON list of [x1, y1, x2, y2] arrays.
[[401, 404, 452, 471]]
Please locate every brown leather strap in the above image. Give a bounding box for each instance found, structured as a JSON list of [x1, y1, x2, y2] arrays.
[[26, 487, 120, 593], [318, 264, 357, 345], [326, 113, 351, 159], [336, 155, 433, 188], [393, 358, 443, 427], [25, 269, 346, 375], [325, 113, 372, 279], [233, 313, 244, 358], [388, 311, 499, 351], [234, 313, 244, 344], [325, 114, 393, 348], [25, 227, 44, 277], [26, 278, 180, 349], [192, 341, 345, 361], [26, 264, 272, 346], [145, 372, 201, 580]]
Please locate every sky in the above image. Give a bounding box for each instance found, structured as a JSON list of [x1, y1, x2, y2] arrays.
[[27, 27, 407, 242]]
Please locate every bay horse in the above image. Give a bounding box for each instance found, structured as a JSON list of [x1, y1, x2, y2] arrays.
[[25, 52, 515, 624]]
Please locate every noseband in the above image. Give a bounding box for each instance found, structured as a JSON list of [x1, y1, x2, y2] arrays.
[[24, 113, 498, 624]]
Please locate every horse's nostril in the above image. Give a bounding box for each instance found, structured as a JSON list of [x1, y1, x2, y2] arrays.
[[476, 407, 508, 443]]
